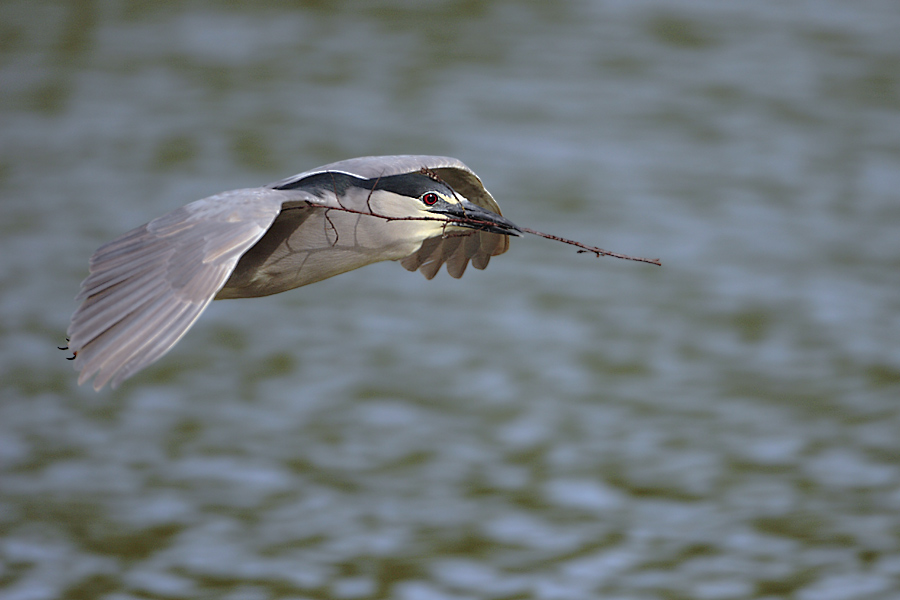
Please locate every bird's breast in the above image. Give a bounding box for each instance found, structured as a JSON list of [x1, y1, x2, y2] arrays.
[[215, 207, 432, 299]]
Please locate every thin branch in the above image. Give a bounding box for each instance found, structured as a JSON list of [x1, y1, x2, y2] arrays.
[[307, 203, 660, 266], [330, 172, 347, 210], [519, 226, 661, 266], [323, 209, 339, 245], [365, 174, 383, 214]]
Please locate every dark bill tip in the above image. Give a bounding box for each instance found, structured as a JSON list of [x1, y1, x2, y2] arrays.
[[438, 201, 523, 237]]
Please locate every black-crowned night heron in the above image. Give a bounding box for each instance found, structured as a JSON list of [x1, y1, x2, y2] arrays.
[[66, 155, 524, 390]]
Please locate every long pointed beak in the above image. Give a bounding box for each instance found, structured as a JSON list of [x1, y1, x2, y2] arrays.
[[438, 200, 523, 237]]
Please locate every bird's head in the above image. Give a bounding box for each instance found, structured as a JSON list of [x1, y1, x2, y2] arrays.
[[365, 171, 523, 239]]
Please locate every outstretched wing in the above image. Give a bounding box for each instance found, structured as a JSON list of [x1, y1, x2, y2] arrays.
[[67, 188, 306, 390]]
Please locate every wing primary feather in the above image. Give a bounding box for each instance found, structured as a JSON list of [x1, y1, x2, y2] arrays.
[[109, 304, 212, 389], [464, 233, 482, 259], [76, 242, 173, 301], [90, 299, 198, 390], [72, 276, 172, 346], [419, 249, 445, 279], [68, 188, 290, 389], [77, 296, 178, 387], [444, 237, 468, 279], [472, 233, 503, 270], [400, 236, 441, 272]]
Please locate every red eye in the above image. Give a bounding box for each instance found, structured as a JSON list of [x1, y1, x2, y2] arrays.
[[422, 193, 439, 206]]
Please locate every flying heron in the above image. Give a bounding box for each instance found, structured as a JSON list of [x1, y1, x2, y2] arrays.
[[66, 155, 522, 390], [64, 154, 658, 390]]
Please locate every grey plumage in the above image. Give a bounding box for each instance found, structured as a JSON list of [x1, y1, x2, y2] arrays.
[[67, 155, 521, 390]]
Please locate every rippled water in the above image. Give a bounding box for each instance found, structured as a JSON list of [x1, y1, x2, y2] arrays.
[[3, 1, 900, 599]]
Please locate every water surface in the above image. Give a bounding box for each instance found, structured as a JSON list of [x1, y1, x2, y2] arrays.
[[2, 1, 900, 598]]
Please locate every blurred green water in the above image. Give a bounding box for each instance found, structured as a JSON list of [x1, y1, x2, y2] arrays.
[[2, 1, 900, 599]]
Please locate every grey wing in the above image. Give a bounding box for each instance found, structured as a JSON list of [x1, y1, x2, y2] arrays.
[[268, 155, 473, 189], [399, 231, 507, 279], [67, 188, 301, 390]]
